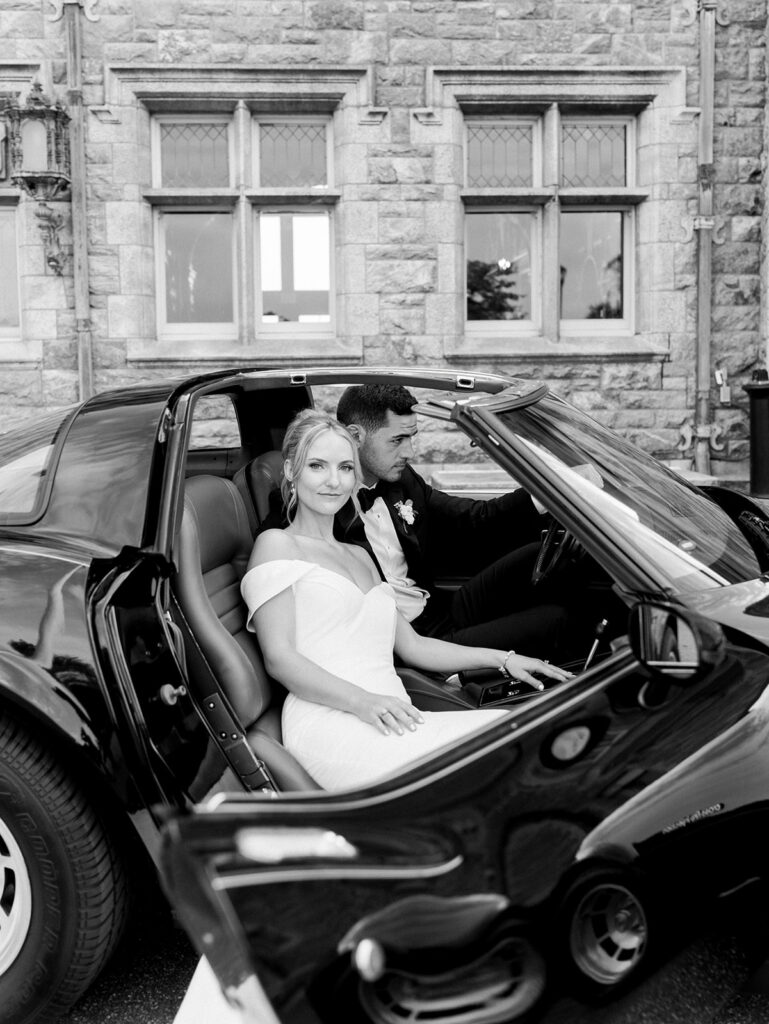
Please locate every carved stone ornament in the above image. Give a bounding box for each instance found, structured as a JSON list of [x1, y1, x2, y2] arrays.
[[34, 202, 70, 276]]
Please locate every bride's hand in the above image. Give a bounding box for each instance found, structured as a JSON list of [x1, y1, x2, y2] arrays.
[[503, 653, 574, 690], [353, 692, 425, 736]]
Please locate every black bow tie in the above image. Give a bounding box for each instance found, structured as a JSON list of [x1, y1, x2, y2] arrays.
[[357, 486, 379, 512]]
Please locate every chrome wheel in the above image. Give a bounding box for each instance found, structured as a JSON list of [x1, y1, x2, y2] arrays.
[[0, 813, 33, 976], [569, 880, 647, 986]]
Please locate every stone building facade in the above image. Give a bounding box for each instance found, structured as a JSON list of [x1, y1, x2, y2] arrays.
[[0, 0, 766, 478]]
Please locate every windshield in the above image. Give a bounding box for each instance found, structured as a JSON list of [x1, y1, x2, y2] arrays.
[[493, 395, 761, 592]]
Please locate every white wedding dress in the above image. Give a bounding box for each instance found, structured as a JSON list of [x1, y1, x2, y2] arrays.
[[241, 559, 509, 791]]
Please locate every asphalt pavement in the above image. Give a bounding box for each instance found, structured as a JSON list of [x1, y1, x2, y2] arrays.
[[56, 889, 197, 1024], [57, 885, 769, 1024]]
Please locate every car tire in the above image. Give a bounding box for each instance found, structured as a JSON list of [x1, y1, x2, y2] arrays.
[[555, 864, 657, 1001], [0, 713, 128, 1024]]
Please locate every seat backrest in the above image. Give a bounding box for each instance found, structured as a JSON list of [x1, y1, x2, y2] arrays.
[[233, 450, 284, 531], [174, 474, 320, 791]]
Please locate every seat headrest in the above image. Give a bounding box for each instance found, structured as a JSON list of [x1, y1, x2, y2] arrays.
[[247, 450, 284, 522], [183, 475, 253, 574]]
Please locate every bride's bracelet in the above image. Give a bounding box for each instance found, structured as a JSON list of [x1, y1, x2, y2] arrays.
[[500, 650, 516, 677]]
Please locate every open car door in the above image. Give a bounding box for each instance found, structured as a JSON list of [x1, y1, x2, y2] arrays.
[[158, 720, 552, 1024], [158, 600, 769, 1024]]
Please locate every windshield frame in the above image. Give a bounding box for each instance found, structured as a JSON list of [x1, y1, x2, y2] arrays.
[[459, 396, 760, 599]]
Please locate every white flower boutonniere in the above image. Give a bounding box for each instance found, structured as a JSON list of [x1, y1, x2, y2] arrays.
[[394, 499, 417, 526]]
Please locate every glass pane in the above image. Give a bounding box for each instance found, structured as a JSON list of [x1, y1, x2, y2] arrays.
[[20, 120, 47, 171], [163, 212, 233, 323], [260, 123, 327, 187], [0, 407, 75, 518], [160, 122, 229, 187], [189, 395, 242, 450], [466, 212, 532, 321], [560, 212, 623, 320], [260, 212, 330, 324], [0, 210, 19, 328], [467, 124, 533, 187], [561, 123, 626, 187]]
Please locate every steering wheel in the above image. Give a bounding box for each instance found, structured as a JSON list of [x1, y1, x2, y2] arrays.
[[531, 516, 585, 586]]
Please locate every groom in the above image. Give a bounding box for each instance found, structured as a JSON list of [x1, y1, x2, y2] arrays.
[[336, 383, 578, 659]]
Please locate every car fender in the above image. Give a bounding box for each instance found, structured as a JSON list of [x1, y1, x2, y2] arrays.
[[0, 650, 122, 780]]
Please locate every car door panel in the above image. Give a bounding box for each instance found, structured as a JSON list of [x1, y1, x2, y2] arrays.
[[160, 633, 769, 1022]]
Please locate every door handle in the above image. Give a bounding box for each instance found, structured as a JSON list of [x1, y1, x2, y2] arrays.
[[236, 827, 359, 864]]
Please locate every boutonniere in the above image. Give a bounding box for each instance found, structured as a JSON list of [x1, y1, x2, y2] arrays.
[[394, 499, 417, 526]]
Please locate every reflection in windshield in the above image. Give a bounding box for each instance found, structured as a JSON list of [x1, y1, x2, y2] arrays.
[[496, 396, 760, 591], [0, 407, 77, 518]]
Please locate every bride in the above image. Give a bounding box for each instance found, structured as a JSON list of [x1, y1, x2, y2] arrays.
[[241, 409, 572, 790]]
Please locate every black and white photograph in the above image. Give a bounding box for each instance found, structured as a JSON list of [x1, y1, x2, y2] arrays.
[[2, 2, 769, 1023]]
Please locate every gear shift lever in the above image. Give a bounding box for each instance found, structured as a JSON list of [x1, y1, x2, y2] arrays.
[[583, 618, 608, 671]]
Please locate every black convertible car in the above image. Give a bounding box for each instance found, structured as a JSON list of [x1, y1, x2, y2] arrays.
[[2, 366, 769, 1024]]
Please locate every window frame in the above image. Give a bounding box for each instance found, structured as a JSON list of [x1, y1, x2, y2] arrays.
[[464, 115, 542, 189], [558, 204, 635, 336], [464, 204, 542, 336], [150, 113, 236, 190], [250, 114, 336, 339], [0, 202, 21, 341], [154, 204, 239, 342], [463, 109, 638, 340], [254, 205, 336, 337], [252, 114, 334, 190]]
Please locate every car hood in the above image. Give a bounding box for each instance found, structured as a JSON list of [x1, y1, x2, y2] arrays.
[[683, 577, 769, 646]]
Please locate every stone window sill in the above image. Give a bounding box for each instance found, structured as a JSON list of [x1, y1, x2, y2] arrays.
[[445, 333, 669, 361]]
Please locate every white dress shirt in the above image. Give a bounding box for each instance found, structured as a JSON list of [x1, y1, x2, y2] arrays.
[[359, 494, 429, 621]]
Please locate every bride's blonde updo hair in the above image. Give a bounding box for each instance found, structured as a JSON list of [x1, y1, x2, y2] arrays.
[[281, 409, 363, 522]]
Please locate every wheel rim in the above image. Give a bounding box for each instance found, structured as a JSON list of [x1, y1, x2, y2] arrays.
[[0, 813, 34, 976], [569, 882, 647, 986]]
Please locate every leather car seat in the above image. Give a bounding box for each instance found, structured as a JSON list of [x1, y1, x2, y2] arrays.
[[233, 450, 284, 532], [174, 474, 321, 792]]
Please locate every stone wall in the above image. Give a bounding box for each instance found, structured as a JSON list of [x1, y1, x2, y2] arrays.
[[0, 0, 766, 476]]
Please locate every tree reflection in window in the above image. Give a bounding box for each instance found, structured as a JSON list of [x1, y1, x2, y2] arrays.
[[466, 211, 532, 321]]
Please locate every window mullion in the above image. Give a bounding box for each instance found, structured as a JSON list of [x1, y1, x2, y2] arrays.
[[542, 104, 560, 339], [234, 102, 252, 347]]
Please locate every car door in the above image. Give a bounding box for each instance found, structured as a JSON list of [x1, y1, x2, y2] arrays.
[[158, 617, 769, 1024]]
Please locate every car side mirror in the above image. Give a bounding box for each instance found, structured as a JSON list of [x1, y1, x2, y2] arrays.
[[629, 601, 725, 683]]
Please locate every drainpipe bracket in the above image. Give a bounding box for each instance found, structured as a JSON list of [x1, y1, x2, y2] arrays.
[[677, 419, 694, 453], [47, 0, 100, 22], [709, 423, 726, 451], [679, 1, 730, 28], [680, 215, 726, 244]]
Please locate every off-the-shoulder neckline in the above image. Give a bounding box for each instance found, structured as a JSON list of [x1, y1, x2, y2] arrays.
[[243, 558, 385, 597]]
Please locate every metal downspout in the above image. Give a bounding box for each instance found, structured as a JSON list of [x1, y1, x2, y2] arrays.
[[64, 1, 94, 400], [693, 0, 717, 475]]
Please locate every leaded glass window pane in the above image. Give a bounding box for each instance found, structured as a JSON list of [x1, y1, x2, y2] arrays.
[[466, 211, 532, 321], [467, 124, 533, 187], [259, 123, 327, 187], [163, 212, 233, 323], [260, 211, 330, 323], [560, 212, 623, 319], [160, 122, 230, 187], [0, 210, 19, 328], [561, 123, 626, 187]]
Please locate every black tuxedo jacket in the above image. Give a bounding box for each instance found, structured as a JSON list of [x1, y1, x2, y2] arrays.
[[334, 465, 542, 598]]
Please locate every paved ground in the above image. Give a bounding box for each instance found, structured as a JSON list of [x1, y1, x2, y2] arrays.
[[56, 884, 769, 1024], [56, 888, 198, 1024]]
